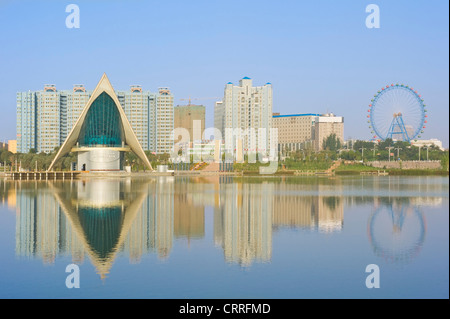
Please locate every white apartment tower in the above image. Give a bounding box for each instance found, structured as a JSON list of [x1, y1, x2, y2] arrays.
[[216, 77, 273, 156]]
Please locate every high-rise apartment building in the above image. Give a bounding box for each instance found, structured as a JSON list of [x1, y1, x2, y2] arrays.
[[215, 77, 273, 155], [16, 91, 37, 153], [153, 88, 174, 154], [37, 85, 61, 153], [16, 83, 174, 154], [65, 85, 90, 143]]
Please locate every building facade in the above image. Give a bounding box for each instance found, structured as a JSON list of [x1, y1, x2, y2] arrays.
[[314, 113, 344, 151], [411, 139, 445, 151], [215, 77, 273, 157], [272, 113, 321, 153], [174, 104, 205, 144], [17, 82, 174, 154], [8, 140, 17, 153]]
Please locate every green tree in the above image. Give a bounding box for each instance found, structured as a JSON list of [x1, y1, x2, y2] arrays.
[[323, 133, 342, 151]]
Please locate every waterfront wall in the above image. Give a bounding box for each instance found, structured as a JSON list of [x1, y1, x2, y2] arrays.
[[369, 160, 442, 169]]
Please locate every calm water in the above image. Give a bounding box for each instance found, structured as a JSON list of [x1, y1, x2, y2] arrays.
[[0, 175, 448, 299]]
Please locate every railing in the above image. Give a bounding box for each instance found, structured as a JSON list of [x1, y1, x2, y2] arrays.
[[5, 171, 81, 180]]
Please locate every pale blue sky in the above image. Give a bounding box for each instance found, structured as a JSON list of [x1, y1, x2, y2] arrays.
[[0, 0, 448, 147]]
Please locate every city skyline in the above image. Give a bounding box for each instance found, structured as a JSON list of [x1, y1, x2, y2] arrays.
[[0, 0, 448, 148]]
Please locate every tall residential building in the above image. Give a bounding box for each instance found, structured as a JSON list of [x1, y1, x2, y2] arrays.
[[65, 85, 90, 143], [174, 104, 205, 144], [314, 113, 344, 151], [153, 88, 174, 154], [38, 85, 63, 153], [272, 113, 321, 153], [16, 91, 37, 153], [118, 86, 150, 151], [215, 77, 273, 155], [16, 82, 174, 154]]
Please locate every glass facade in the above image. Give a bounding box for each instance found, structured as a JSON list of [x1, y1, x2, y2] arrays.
[[78, 92, 125, 147]]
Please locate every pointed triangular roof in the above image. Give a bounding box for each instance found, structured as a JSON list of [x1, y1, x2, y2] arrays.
[[48, 73, 152, 171]]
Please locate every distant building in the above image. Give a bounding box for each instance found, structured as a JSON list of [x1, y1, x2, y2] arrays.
[[411, 139, 444, 151], [272, 113, 321, 153], [214, 101, 224, 139], [17, 81, 174, 154], [214, 77, 273, 157], [174, 104, 205, 144], [0, 141, 7, 150], [314, 113, 344, 151], [8, 140, 17, 154]]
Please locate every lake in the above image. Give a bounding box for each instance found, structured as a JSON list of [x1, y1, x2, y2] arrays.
[[0, 175, 448, 299]]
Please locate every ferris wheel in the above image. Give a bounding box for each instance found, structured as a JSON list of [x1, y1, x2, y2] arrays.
[[367, 84, 427, 142]]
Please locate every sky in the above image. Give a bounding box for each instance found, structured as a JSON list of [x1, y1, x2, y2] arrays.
[[0, 0, 448, 147]]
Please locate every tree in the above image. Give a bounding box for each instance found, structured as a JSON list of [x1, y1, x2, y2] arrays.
[[323, 133, 342, 151]]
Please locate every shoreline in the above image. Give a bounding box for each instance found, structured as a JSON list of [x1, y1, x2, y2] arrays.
[[1, 169, 448, 179]]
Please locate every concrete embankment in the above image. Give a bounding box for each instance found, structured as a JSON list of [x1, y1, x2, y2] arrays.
[[369, 160, 442, 169]]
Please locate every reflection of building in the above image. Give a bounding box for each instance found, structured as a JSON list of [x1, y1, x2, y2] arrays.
[[48, 74, 152, 172], [214, 182, 273, 266], [174, 181, 205, 240], [124, 177, 174, 262], [15, 181, 84, 264], [271, 184, 344, 233]]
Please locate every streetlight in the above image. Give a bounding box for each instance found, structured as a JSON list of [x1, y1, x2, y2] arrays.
[[359, 147, 366, 161], [424, 146, 430, 161], [395, 147, 402, 161], [385, 146, 394, 162]]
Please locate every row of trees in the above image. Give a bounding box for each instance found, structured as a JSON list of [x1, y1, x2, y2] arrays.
[[1, 135, 448, 172], [0, 147, 172, 172], [283, 135, 449, 169]]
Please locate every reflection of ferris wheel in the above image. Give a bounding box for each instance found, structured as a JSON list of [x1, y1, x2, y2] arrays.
[[367, 84, 427, 142], [367, 203, 426, 264]]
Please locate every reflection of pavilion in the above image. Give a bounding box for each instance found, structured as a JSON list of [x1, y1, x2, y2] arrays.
[[13, 178, 175, 279], [50, 179, 149, 278]]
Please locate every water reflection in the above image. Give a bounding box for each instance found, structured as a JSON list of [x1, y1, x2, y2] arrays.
[[0, 176, 446, 277], [368, 198, 426, 265]]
